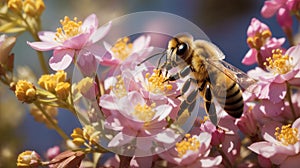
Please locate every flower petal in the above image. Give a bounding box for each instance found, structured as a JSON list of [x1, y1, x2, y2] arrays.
[[38, 31, 57, 42], [63, 33, 90, 49], [27, 41, 60, 51], [242, 49, 257, 65], [49, 49, 74, 70], [199, 155, 222, 168], [261, 1, 283, 18], [108, 132, 135, 147], [82, 14, 98, 33], [154, 104, 172, 121], [89, 21, 112, 43], [248, 141, 276, 158]]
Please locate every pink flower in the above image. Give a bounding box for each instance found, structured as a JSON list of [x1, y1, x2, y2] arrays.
[[102, 35, 153, 67], [103, 62, 180, 119], [159, 132, 222, 167], [200, 120, 225, 146], [236, 105, 259, 137], [261, 0, 295, 30], [247, 45, 300, 103], [28, 14, 111, 70], [76, 51, 98, 76], [248, 118, 300, 167], [100, 91, 178, 154], [286, 0, 300, 11], [46, 146, 60, 160], [261, 0, 287, 18], [243, 18, 285, 66]]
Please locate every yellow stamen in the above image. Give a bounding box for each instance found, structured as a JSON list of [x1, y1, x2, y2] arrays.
[[275, 124, 299, 146], [199, 116, 209, 124], [145, 69, 173, 94], [54, 16, 82, 42], [264, 49, 293, 74], [132, 103, 156, 122], [176, 134, 200, 157], [111, 75, 127, 98], [247, 29, 272, 49], [111, 37, 133, 61]]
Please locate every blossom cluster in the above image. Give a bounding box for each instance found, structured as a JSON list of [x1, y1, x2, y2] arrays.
[[1, 0, 300, 168]]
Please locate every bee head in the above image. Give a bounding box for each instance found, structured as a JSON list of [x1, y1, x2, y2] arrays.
[[168, 38, 189, 55]]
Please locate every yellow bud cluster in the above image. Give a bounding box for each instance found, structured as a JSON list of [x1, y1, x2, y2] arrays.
[[17, 150, 40, 167], [71, 125, 100, 146], [38, 71, 70, 100], [15, 80, 37, 103], [7, 0, 45, 16]]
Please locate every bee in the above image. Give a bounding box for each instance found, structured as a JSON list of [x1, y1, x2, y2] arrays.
[[153, 33, 256, 125]]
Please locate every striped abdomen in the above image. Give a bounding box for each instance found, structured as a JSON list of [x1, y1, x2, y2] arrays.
[[214, 80, 244, 118]]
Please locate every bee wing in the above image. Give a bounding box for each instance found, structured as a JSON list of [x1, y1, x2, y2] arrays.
[[205, 58, 258, 93]]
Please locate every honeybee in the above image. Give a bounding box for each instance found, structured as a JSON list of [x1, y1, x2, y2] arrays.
[[154, 33, 256, 125]]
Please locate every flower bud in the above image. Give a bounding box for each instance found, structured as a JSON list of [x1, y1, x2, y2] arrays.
[[15, 80, 37, 103], [7, 0, 23, 13], [17, 151, 41, 168], [23, 0, 45, 17], [55, 82, 70, 100]]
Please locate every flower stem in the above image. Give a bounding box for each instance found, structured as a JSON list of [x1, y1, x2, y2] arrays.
[[34, 102, 70, 141], [286, 82, 297, 120], [283, 28, 294, 47], [256, 52, 265, 70]]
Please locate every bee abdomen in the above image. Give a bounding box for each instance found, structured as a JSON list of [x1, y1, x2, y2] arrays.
[[216, 83, 244, 118]]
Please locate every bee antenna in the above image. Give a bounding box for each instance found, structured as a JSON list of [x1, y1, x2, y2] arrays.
[[137, 50, 167, 66]]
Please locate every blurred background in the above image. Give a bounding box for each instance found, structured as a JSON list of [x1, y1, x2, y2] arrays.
[[0, 0, 288, 167]]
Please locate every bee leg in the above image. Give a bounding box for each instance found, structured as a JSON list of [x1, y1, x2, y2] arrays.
[[177, 89, 198, 116], [203, 84, 218, 126], [164, 65, 192, 82], [177, 79, 199, 116], [176, 78, 198, 98]]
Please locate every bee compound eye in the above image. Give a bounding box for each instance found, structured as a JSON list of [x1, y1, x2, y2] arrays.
[[176, 43, 188, 55]]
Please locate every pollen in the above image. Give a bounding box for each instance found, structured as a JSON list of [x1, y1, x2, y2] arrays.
[[54, 16, 82, 42], [111, 37, 133, 61], [247, 29, 272, 49], [132, 103, 156, 122], [264, 49, 293, 74], [275, 124, 299, 146], [145, 69, 173, 94], [175, 133, 200, 158], [199, 116, 209, 124], [111, 75, 127, 98]]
